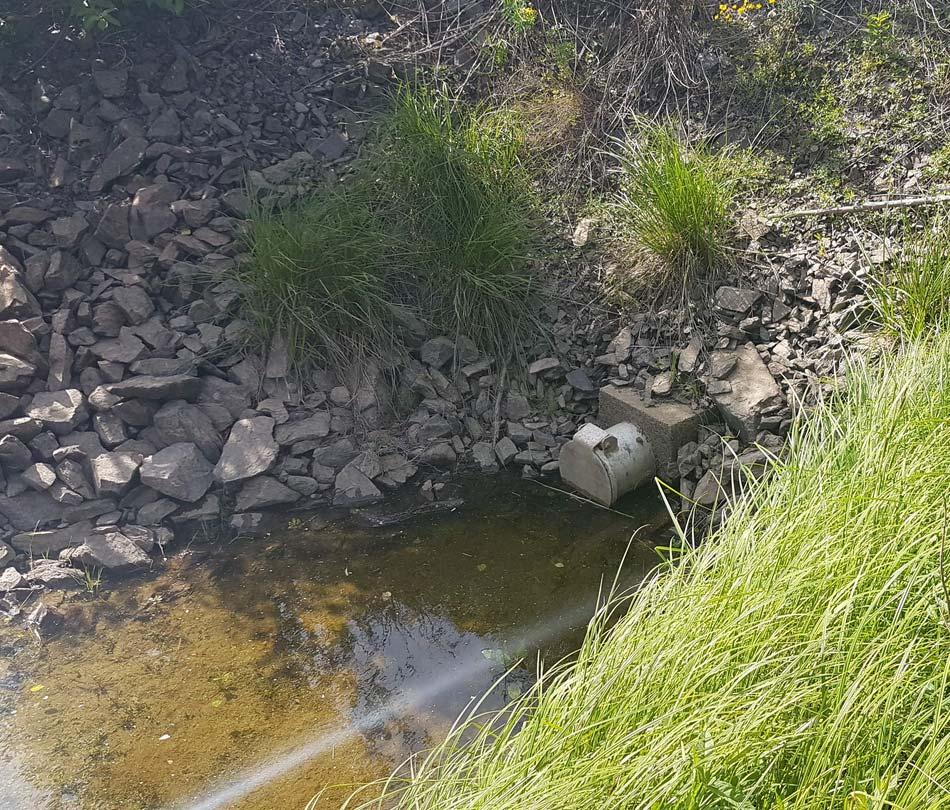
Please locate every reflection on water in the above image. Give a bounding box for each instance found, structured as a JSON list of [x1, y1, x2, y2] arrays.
[[0, 478, 666, 810]]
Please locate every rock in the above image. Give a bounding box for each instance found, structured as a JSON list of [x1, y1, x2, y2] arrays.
[[333, 466, 382, 505], [93, 67, 127, 98], [27, 389, 87, 435], [24, 562, 84, 591], [11, 520, 94, 554], [152, 400, 221, 461], [107, 373, 200, 400], [494, 436, 517, 466], [0, 417, 42, 442], [137, 498, 179, 525], [0, 353, 35, 392], [0, 435, 32, 471], [312, 438, 358, 469], [274, 413, 331, 445], [715, 286, 762, 314], [708, 345, 783, 441], [0, 157, 28, 183], [93, 413, 127, 448], [420, 337, 455, 369], [22, 462, 56, 491], [376, 454, 417, 488], [566, 368, 596, 392], [679, 336, 703, 374], [61, 528, 151, 572], [0, 565, 24, 590], [170, 494, 221, 525], [89, 137, 147, 193], [709, 353, 738, 379], [26, 601, 67, 636], [693, 469, 730, 508], [285, 475, 319, 496], [140, 443, 214, 502], [235, 476, 300, 510], [0, 247, 41, 318], [90, 328, 147, 364], [112, 285, 155, 325], [47, 334, 73, 392], [230, 512, 264, 533], [0, 490, 65, 530], [422, 443, 456, 466], [88, 450, 141, 496], [528, 357, 561, 376], [0, 320, 43, 367], [652, 372, 673, 397], [472, 441, 499, 472], [52, 213, 89, 248], [505, 394, 531, 420], [147, 107, 181, 142], [213, 417, 278, 483], [198, 377, 251, 419]]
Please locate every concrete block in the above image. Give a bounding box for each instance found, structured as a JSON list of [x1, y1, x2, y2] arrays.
[[598, 386, 710, 480]]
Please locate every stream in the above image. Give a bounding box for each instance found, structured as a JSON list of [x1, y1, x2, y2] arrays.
[[0, 478, 666, 810]]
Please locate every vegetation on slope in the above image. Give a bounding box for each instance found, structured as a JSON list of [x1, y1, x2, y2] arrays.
[[350, 323, 950, 807], [236, 86, 539, 371]]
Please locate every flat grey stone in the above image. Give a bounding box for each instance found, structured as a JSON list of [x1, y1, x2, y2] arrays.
[[89, 136, 148, 193], [0, 490, 63, 531], [61, 528, 151, 572], [11, 520, 94, 554], [273, 413, 331, 445], [234, 476, 300, 511], [107, 373, 200, 401]]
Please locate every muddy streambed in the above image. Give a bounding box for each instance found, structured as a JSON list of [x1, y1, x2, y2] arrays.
[[0, 478, 667, 810]]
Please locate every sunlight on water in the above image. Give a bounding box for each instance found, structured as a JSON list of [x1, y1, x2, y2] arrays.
[[0, 478, 666, 809]]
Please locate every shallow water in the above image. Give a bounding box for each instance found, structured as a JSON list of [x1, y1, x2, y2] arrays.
[[0, 478, 666, 810]]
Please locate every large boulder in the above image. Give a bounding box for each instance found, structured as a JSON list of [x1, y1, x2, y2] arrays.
[[140, 443, 214, 502], [213, 417, 278, 483], [708, 344, 783, 441], [88, 450, 142, 496], [0, 246, 41, 319]]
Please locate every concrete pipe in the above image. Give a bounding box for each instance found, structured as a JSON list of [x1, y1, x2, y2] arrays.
[[559, 422, 656, 507]]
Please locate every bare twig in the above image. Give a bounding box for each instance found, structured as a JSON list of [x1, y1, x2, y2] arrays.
[[777, 193, 950, 220]]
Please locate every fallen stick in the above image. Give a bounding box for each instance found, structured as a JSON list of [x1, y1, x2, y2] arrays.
[[777, 192, 950, 219]]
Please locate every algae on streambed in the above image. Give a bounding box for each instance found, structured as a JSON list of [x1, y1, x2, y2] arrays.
[[0, 479, 666, 810]]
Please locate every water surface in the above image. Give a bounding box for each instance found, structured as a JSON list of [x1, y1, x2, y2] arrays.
[[0, 478, 666, 809]]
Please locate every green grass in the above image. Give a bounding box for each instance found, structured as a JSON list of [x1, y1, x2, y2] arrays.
[[235, 181, 404, 370], [353, 332, 950, 809], [873, 214, 950, 341], [235, 85, 540, 372], [615, 124, 736, 290], [387, 85, 540, 360]]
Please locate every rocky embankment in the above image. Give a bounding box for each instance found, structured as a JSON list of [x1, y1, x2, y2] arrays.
[[0, 3, 872, 620]]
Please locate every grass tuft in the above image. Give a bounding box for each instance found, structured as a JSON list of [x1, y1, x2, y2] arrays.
[[873, 213, 950, 341], [353, 332, 950, 809], [235, 181, 403, 371], [615, 123, 736, 290], [235, 85, 541, 373], [387, 85, 541, 359]]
